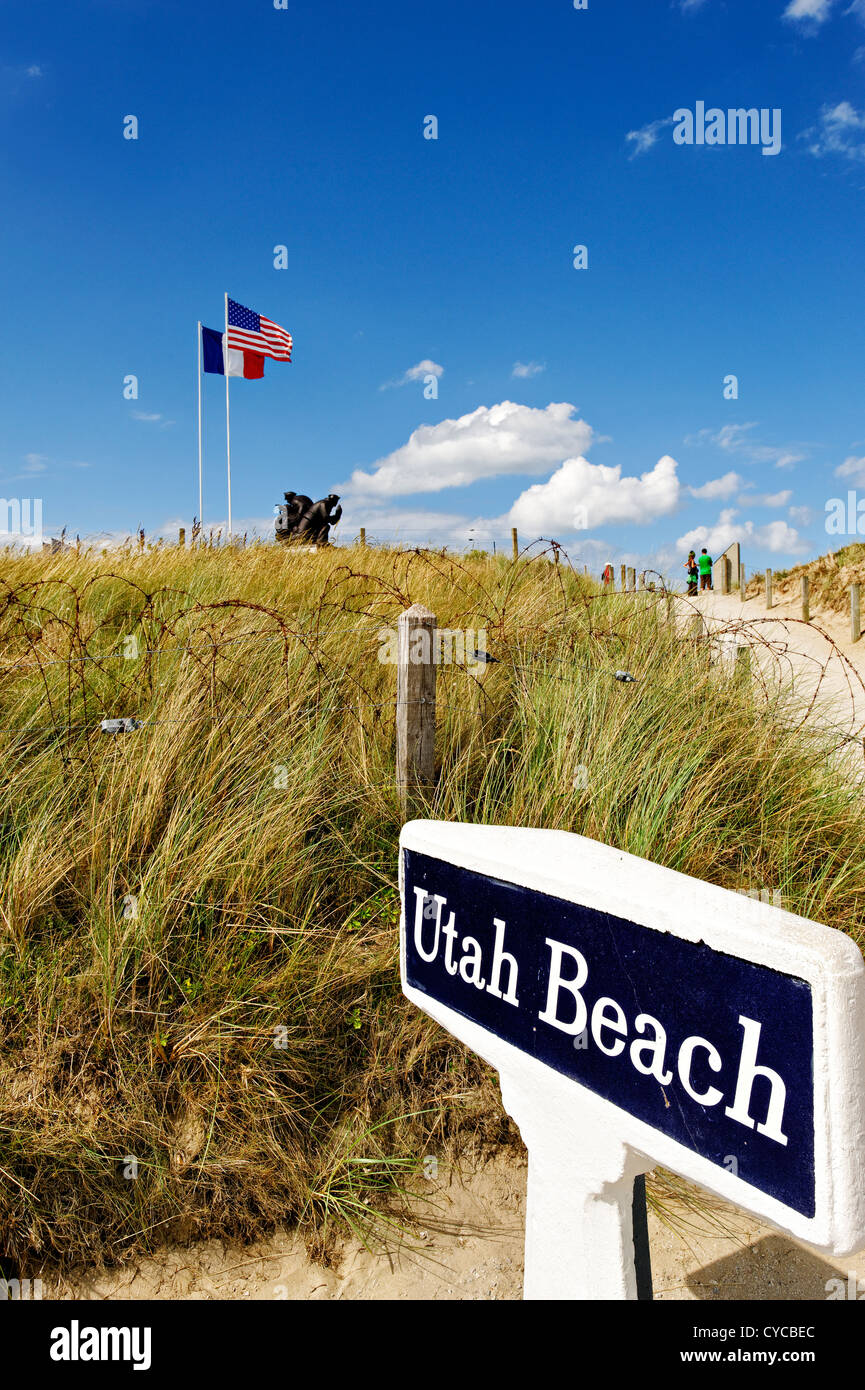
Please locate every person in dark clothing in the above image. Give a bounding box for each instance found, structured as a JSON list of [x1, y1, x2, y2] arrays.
[[684, 550, 698, 595]]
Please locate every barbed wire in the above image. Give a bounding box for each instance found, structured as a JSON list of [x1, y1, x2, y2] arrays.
[[2, 552, 864, 772]]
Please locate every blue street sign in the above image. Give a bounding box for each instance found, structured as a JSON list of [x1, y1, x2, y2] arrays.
[[404, 847, 815, 1215]]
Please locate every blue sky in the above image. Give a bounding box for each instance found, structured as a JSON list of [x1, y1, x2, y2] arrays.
[[2, 0, 865, 576]]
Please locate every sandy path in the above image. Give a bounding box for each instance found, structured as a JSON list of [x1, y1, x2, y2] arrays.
[[673, 587, 865, 772], [36, 1155, 865, 1301]]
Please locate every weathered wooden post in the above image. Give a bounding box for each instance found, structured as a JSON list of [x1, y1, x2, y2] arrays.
[[396, 603, 437, 801], [138, 529, 145, 552], [739, 564, 746, 597], [852, 584, 861, 644], [179, 527, 186, 548], [360, 527, 366, 548], [765, 568, 772, 610], [512, 528, 519, 563], [626, 567, 636, 593], [620, 564, 626, 592], [802, 575, 810, 623]]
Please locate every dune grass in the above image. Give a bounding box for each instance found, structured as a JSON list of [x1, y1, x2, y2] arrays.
[[0, 539, 863, 1272]]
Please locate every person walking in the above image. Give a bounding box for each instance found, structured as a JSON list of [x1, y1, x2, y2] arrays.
[[698, 548, 713, 592], [684, 550, 698, 596]]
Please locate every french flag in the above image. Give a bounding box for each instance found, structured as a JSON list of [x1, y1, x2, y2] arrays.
[[201, 325, 264, 379]]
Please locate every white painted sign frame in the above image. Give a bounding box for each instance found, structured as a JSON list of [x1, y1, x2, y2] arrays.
[[399, 820, 865, 1299]]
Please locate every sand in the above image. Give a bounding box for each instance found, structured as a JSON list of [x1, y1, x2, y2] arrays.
[[36, 1154, 865, 1301]]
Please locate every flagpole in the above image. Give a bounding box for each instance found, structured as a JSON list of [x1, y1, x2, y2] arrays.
[[197, 320, 203, 532], [224, 292, 232, 539]]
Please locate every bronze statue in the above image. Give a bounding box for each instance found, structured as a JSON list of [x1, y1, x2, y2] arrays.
[[275, 492, 342, 545]]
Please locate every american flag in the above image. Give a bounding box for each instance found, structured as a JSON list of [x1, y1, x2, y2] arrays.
[[226, 297, 293, 362]]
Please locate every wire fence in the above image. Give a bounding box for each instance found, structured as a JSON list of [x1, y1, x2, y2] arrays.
[[1, 543, 864, 775]]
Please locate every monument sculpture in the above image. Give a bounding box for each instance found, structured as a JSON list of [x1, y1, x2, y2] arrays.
[[274, 493, 342, 545]]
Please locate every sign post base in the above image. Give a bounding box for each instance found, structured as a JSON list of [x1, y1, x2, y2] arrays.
[[501, 1071, 652, 1300]]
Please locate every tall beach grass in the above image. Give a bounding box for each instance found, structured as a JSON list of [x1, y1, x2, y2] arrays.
[[0, 539, 863, 1271]]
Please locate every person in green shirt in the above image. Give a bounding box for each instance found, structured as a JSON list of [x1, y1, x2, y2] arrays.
[[698, 548, 713, 591]]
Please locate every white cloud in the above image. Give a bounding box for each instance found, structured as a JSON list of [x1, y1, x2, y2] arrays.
[[506, 454, 682, 533], [676, 508, 806, 556], [789, 505, 815, 525], [686, 422, 805, 469], [741, 489, 793, 507], [131, 411, 175, 428], [783, 0, 836, 23], [800, 101, 865, 161], [677, 0, 709, 10], [511, 361, 546, 378], [625, 116, 674, 159], [342, 400, 594, 498], [26, 65, 43, 78], [23, 452, 48, 472], [835, 454, 865, 483], [379, 359, 444, 391], [687, 471, 743, 500], [338, 504, 488, 547]]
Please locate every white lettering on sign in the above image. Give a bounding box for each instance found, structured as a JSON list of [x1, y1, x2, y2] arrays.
[[725, 1015, 788, 1146], [412, 886, 789, 1145], [412, 887, 519, 1004]]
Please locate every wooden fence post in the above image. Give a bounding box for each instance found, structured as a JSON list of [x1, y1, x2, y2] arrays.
[[801, 575, 810, 623], [360, 527, 366, 547], [739, 564, 746, 597], [179, 527, 186, 548], [620, 564, 626, 592], [852, 584, 861, 644], [138, 528, 145, 552], [397, 604, 437, 799], [626, 567, 636, 593], [765, 568, 772, 610], [512, 528, 519, 563]]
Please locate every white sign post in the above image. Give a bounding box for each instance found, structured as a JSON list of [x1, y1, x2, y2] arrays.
[[399, 821, 865, 1300]]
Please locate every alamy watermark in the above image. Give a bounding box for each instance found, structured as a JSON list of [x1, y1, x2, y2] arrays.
[[1, 1276, 43, 1300], [673, 103, 781, 157], [377, 626, 489, 671], [737, 888, 783, 908], [0, 498, 43, 545], [826, 1271, 865, 1299], [826, 492, 865, 536]]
